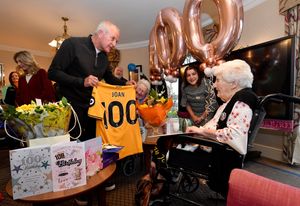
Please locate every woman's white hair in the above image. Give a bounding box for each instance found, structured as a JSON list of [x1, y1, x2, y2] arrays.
[[213, 59, 253, 88], [137, 79, 151, 93]]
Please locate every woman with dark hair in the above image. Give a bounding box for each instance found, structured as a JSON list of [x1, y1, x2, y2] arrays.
[[14, 51, 56, 105], [4, 71, 19, 106], [181, 65, 218, 126]]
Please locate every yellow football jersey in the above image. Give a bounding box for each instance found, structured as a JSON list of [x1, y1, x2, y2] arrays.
[[88, 82, 143, 159]]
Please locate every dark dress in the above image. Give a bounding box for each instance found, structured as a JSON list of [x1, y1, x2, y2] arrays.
[[4, 85, 17, 106], [16, 69, 56, 106]]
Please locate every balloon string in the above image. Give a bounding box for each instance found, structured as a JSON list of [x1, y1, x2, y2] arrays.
[[205, 77, 218, 113]]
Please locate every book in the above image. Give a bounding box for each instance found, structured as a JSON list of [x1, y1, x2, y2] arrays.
[[84, 137, 103, 177], [103, 152, 119, 169], [51, 142, 86, 192], [9, 145, 52, 199], [102, 144, 122, 168], [102, 143, 124, 153]]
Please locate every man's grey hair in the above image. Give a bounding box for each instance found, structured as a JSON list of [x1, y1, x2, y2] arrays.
[[95, 20, 119, 34]]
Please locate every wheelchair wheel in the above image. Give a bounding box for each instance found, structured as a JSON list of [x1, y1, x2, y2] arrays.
[[122, 157, 136, 176], [179, 174, 199, 193]]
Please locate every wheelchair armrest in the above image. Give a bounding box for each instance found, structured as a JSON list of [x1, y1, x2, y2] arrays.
[[172, 133, 228, 148], [156, 133, 237, 153]]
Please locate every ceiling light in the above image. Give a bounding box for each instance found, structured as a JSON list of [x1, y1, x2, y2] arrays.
[[49, 17, 70, 50]]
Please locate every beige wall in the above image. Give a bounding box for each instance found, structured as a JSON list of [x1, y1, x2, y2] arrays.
[[238, 0, 285, 48], [119, 47, 149, 80]]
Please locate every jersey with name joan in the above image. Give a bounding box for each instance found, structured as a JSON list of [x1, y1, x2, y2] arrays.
[[88, 82, 143, 159]]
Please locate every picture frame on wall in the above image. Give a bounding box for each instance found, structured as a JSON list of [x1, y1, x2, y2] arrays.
[[128, 64, 143, 82], [136, 65, 142, 73], [136, 65, 146, 80]]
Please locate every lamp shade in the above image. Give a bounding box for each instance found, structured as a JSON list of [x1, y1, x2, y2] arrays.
[[49, 17, 70, 50]]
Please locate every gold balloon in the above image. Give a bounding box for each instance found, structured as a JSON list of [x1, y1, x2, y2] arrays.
[[207, 57, 216, 66], [155, 76, 162, 81], [217, 59, 226, 65], [154, 7, 187, 71], [150, 75, 155, 81], [180, 66, 187, 78], [172, 70, 179, 78], [183, 0, 244, 64], [164, 68, 171, 76], [149, 27, 162, 79], [199, 63, 207, 72]]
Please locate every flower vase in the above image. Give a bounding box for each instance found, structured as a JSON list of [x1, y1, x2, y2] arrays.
[[145, 122, 167, 136]]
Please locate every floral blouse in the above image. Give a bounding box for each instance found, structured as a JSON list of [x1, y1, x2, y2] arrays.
[[204, 101, 253, 154]]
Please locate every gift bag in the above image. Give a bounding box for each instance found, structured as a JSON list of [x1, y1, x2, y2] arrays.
[[4, 99, 81, 147], [28, 134, 70, 147]]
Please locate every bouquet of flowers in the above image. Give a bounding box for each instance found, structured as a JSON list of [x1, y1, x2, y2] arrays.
[[5, 97, 71, 139], [136, 89, 173, 127]]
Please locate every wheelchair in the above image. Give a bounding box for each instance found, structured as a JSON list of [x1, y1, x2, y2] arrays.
[[143, 93, 300, 206]]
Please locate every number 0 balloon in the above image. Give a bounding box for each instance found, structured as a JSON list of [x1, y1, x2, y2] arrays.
[[182, 0, 244, 67], [149, 27, 163, 84], [154, 7, 187, 77]]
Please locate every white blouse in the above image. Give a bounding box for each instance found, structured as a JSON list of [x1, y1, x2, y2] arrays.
[[204, 101, 253, 155]]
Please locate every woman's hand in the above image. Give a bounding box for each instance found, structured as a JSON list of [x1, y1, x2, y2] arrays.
[[193, 116, 202, 125], [185, 126, 204, 134]]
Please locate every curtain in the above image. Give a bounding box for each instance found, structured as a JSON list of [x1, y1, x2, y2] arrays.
[[283, 5, 300, 164]]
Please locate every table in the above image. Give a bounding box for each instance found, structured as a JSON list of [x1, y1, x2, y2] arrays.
[[143, 118, 183, 172], [6, 163, 116, 206]]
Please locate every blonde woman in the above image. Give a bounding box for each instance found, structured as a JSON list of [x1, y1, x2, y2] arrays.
[[14, 51, 56, 106]]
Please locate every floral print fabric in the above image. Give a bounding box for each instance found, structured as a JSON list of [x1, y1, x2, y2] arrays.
[[204, 101, 252, 154]]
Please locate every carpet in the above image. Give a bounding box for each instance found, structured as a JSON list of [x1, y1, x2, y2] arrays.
[[244, 160, 300, 188]]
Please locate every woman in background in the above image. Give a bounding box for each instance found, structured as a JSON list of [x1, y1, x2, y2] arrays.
[[14, 51, 56, 106], [4, 71, 19, 106], [136, 78, 151, 104], [181, 65, 218, 126]]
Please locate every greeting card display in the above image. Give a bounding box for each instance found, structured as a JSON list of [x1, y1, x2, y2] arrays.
[[51, 142, 86, 192], [84, 137, 103, 177], [9, 145, 52, 199]]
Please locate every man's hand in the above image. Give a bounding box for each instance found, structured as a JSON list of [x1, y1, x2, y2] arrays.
[[84, 75, 99, 87], [126, 80, 136, 86]]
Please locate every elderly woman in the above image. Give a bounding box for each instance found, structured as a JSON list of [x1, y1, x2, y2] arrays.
[[186, 59, 258, 155], [136, 78, 151, 103]]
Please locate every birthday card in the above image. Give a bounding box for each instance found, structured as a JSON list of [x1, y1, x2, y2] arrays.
[[51, 142, 86, 192], [10, 145, 52, 199]]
